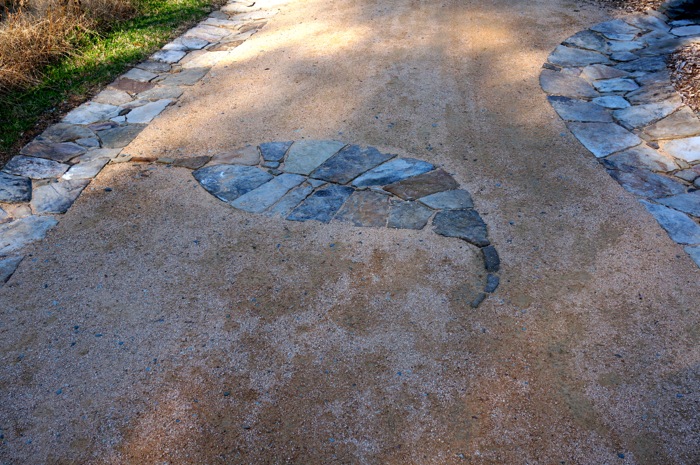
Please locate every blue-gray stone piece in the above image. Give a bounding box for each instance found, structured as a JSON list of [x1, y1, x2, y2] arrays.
[[616, 56, 668, 73], [193, 164, 274, 203], [287, 184, 354, 223], [608, 166, 686, 198], [97, 124, 146, 149], [20, 141, 86, 163], [351, 158, 434, 188], [590, 19, 642, 40], [657, 192, 700, 218], [0, 215, 59, 255], [418, 189, 474, 210], [3, 156, 69, 179], [548, 96, 613, 122], [591, 78, 639, 93], [0, 255, 24, 285], [547, 45, 609, 67], [433, 209, 490, 247], [641, 200, 700, 245], [539, 69, 599, 99], [482, 245, 500, 272], [485, 274, 500, 293], [334, 190, 390, 227], [387, 200, 433, 230], [310, 145, 395, 184], [685, 245, 700, 267], [613, 101, 681, 129], [230, 173, 305, 213], [562, 30, 608, 51], [30, 179, 90, 214], [0, 172, 32, 203], [265, 183, 314, 217], [259, 141, 293, 162], [284, 140, 346, 175], [566, 122, 642, 158]]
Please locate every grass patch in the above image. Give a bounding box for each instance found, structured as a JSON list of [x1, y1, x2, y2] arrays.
[[0, 0, 224, 166]]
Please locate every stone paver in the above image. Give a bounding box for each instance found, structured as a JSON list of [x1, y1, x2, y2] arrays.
[[418, 189, 474, 210], [433, 209, 490, 247], [0, 173, 32, 203], [567, 122, 642, 158], [334, 190, 390, 227], [0, 255, 23, 284], [125, 99, 172, 124], [310, 145, 395, 184], [283, 140, 346, 175], [3, 156, 69, 179], [96, 124, 146, 148], [352, 158, 434, 187], [193, 164, 274, 203], [548, 96, 613, 122], [658, 191, 700, 218], [259, 141, 293, 162], [384, 169, 459, 200], [230, 173, 305, 212], [0, 215, 58, 255], [388, 200, 434, 229], [287, 184, 355, 223], [660, 136, 700, 163], [19, 141, 86, 163], [30, 180, 90, 214]]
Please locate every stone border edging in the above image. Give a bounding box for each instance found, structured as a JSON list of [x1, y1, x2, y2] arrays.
[[540, 8, 700, 267]]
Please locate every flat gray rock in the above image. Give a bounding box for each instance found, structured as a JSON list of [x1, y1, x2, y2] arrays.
[[0, 256, 23, 285], [0, 172, 32, 203], [209, 145, 260, 166], [230, 173, 305, 213], [179, 37, 213, 50], [75, 138, 100, 148], [591, 78, 639, 93], [644, 107, 700, 140], [419, 189, 474, 210], [151, 49, 187, 63], [624, 14, 670, 32], [136, 61, 172, 73], [567, 122, 642, 157], [259, 141, 293, 162], [591, 19, 641, 40], [388, 200, 433, 229], [125, 99, 172, 124], [97, 124, 146, 148], [352, 158, 434, 187], [626, 82, 680, 105], [287, 184, 354, 223], [613, 101, 681, 129], [548, 45, 609, 67], [310, 145, 395, 184], [685, 245, 700, 267], [608, 166, 687, 198], [616, 56, 668, 73], [641, 200, 700, 245], [73, 148, 122, 162], [194, 164, 273, 203], [265, 183, 314, 217], [660, 136, 700, 163], [3, 156, 69, 179], [658, 191, 700, 218], [121, 68, 157, 82], [482, 245, 500, 272], [20, 141, 86, 163], [42, 123, 96, 142], [611, 52, 639, 62], [93, 88, 134, 106], [334, 190, 390, 227], [31, 179, 90, 214], [562, 30, 608, 51], [540, 69, 599, 99], [581, 64, 628, 81], [159, 68, 209, 86], [548, 96, 613, 122], [138, 86, 184, 100], [63, 102, 121, 125], [62, 157, 110, 180], [592, 96, 631, 109], [606, 39, 644, 53], [605, 144, 678, 172], [0, 215, 59, 255], [671, 25, 700, 36], [384, 169, 459, 200], [433, 209, 489, 247], [284, 140, 346, 175]]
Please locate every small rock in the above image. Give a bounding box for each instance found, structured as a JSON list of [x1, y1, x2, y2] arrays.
[[264, 183, 314, 217], [592, 96, 631, 109], [20, 141, 86, 163], [616, 56, 668, 73], [591, 78, 639, 93], [671, 25, 700, 36], [660, 136, 700, 163], [482, 245, 500, 272], [581, 64, 628, 81], [540, 69, 599, 99], [63, 102, 121, 125], [193, 164, 273, 203], [605, 144, 677, 172], [608, 166, 687, 198], [96, 124, 146, 149], [562, 30, 608, 51], [658, 191, 700, 218], [548, 45, 609, 67], [41, 123, 96, 143], [172, 156, 211, 170], [384, 169, 459, 200], [310, 144, 395, 184], [548, 96, 613, 122], [230, 173, 305, 213], [484, 274, 500, 293], [614, 101, 681, 129], [136, 61, 171, 73], [93, 89, 134, 106], [418, 189, 474, 210], [62, 157, 110, 180], [151, 49, 187, 64], [352, 158, 434, 188], [121, 68, 157, 82], [125, 99, 172, 124], [433, 210, 490, 247], [645, 108, 700, 140]]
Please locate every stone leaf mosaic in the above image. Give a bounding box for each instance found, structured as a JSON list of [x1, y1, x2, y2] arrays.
[[541, 10, 700, 268], [192, 141, 500, 304]]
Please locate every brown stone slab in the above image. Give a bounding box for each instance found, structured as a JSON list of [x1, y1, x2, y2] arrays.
[[383, 169, 459, 200], [334, 190, 389, 227], [111, 78, 155, 94]]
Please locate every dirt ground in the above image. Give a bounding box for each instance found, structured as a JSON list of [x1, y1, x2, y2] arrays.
[[1, 0, 700, 463]]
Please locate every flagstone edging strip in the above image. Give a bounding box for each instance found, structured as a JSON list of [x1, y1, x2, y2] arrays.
[[540, 10, 700, 267]]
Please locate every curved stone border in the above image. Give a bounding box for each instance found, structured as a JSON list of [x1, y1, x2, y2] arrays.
[[190, 140, 501, 305], [540, 11, 700, 267], [0, 0, 286, 285]]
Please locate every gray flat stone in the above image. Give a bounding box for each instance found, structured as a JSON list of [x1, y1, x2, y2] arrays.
[[172, 156, 211, 170], [352, 158, 434, 188], [209, 145, 260, 166], [265, 183, 314, 217], [644, 107, 700, 140], [624, 14, 670, 32], [658, 191, 700, 217], [540, 69, 599, 98], [387, 200, 433, 230], [591, 19, 641, 40], [73, 148, 122, 162], [671, 25, 700, 36], [151, 50, 187, 63], [97, 124, 146, 148], [3, 156, 69, 179], [62, 157, 110, 180], [0, 215, 58, 255], [660, 136, 700, 163], [159, 68, 209, 86], [675, 168, 700, 182], [284, 140, 346, 175], [613, 101, 681, 129], [418, 189, 474, 210], [125, 99, 172, 124], [42, 123, 96, 142], [20, 141, 86, 162], [591, 78, 639, 93], [626, 82, 680, 105], [63, 102, 121, 125], [262, 161, 280, 169], [548, 45, 609, 67], [609, 166, 687, 198], [287, 184, 354, 223], [563, 30, 608, 51], [484, 274, 500, 293], [567, 122, 642, 157], [334, 190, 390, 227], [31, 179, 90, 214], [136, 61, 172, 73], [193, 165, 273, 203], [384, 169, 459, 200], [184, 27, 228, 42], [176, 37, 211, 50], [230, 173, 305, 213], [0, 172, 31, 203], [0, 256, 23, 285], [548, 96, 613, 122], [606, 39, 645, 53], [75, 138, 100, 148], [137, 86, 184, 100], [611, 52, 639, 62], [641, 200, 700, 244], [433, 209, 489, 247], [230, 9, 277, 21], [685, 245, 700, 267], [616, 56, 668, 73], [202, 17, 244, 29], [93, 88, 134, 106], [259, 141, 293, 162], [482, 245, 500, 272], [592, 96, 631, 109], [110, 78, 157, 95], [581, 64, 628, 81], [310, 145, 395, 184], [307, 178, 325, 187], [162, 43, 187, 51], [182, 51, 229, 69], [121, 68, 157, 82], [605, 144, 678, 172]]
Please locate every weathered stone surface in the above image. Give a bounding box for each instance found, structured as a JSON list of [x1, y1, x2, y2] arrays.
[[265, 183, 314, 217], [634, 69, 671, 87], [641, 200, 700, 244], [675, 168, 699, 182], [384, 169, 458, 200], [42, 123, 96, 142], [605, 144, 678, 172], [307, 178, 325, 188], [563, 30, 608, 51], [311, 145, 395, 184], [62, 157, 110, 180], [685, 245, 700, 267], [433, 209, 489, 247], [194, 165, 273, 203], [387, 200, 433, 229], [162, 42, 187, 51], [482, 245, 500, 272], [173, 156, 211, 170], [0, 172, 31, 203], [151, 50, 187, 63], [548, 45, 609, 67], [615, 101, 682, 129], [606, 39, 644, 53], [540, 69, 599, 98], [287, 184, 354, 223], [259, 141, 292, 162], [592, 96, 631, 109], [125, 99, 172, 124], [175, 37, 210, 50], [624, 14, 670, 32], [672, 25, 700, 36], [581, 64, 628, 81], [31, 179, 90, 214], [616, 56, 668, 73], [611, 52, 639, 62], [567, 122, 642, 157], [0, 215, 58, 255], [591, 19, 641, 40], [644, 107, 700, 140], [0, 255, 23, 285], [284, 140, 346, 175], [122, 68, 157, 82], [136, 61, 171, 73], [3, 156, 69, 179], [75, 138, 100, 148], [20, 141, 86, 163], [230, 173, 305, 213], [137, 86, 184, 100], [230, 9, 277, 21], [63, 102, 121, 125], [93, 88, 134, 106], [626, 82, 680, 105], [591, 78, 639, 93], [1, 204, 32, 220], [73, 148, 122, 162], [658, 191, 700, 218], [111, 78, 155, 94], [184, 27, 227, 42], [97, 124, 146, 148], [334, 190, 390, 227], [159, 68, 209, 86], [182, 51, 229, 69], [484, 274, 500, 293], [352, 158, 434, 188], [0, 207, 9, 223], [202, 17, 244, 29], [608, 166, 687, 198], [263, 161, 280, 169], [418, 189, 474, 210], [548, 96, 613, 122], [660, 136, 700, 163], [209, 145, 260, 166]]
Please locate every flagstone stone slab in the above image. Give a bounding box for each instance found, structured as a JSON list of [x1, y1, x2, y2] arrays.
[[608, 166, 687, 198], [3, 156, 69, 179], [159, 68, 210, 86], [641, 200, 700, 245], [334, 190, 390, 227], [352, 158, 434, 188], [231, 173, 305, 213], [658, 191, 700, 218], [151, 50, 187, 63], [125, 99, 172, 124], [122, 68, 157, 82], [63, 102, 121, 125], [582, 64, 629, 80], [659, 136, 700, 163], [138, 86, 184, 101], [265, 183, 314, 217], [591, 78, 639, 93], [592, 96, 631, 109], [259, 141, 293, 162], [0, 215, 58, 255], [0, 255, 23, 285], [605, 145, 678, 172], [62, 157, 111, 181], [287, 184, 354, 223], [685, 245, 700, 267], [42, 124, 96, 143], [96, 124, 146, 149], [433, 209, 490, 247], [548, 45, 609, 67], [540, 69, 599, 98], [311, 145, 395, 184], [418, 189, 474, 210], [614, 101, 681, 128], [31, 179, 90, 214], [388, 200, 434, 230], [644, 107, 700, 140], [0, 173, 32, 203], [384, 169, 459, 201], [567, 122, 642, 157], [194, 165, 273, 203], [20, 141, 86, 163], [284, 140, 346, 175], [563, 30, 608, 51], [548, 96, 613, 122]]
